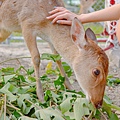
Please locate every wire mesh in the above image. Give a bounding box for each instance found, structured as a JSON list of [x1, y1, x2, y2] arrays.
[[63, 0, 105, 35]]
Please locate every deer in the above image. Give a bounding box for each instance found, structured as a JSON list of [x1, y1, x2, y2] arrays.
[[79, 0, 97, 14], [0, 0, 109, 109]]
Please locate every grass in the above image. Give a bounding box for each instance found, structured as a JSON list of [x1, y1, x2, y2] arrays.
[[84, 23, 104, 34]]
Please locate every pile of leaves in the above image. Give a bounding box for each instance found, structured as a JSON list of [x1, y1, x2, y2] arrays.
[[0, 53, 120, 120]]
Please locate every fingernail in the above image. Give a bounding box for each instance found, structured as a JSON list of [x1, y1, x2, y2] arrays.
[[57, 20, 60, 24], [48, 11, 51, 14], [54, 6, 57, 8]]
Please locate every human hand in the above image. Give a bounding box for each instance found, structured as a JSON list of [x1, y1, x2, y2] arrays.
[[46, 7, 79, 25]]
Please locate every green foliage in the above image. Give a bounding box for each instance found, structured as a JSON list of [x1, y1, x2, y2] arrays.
[[41, 53, 61, 62], [0, 53, 120, 120], [107, 75, 120, 86], [84, 23, 103, 35]]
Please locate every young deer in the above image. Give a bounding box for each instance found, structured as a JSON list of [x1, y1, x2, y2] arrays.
[[79, 0, 97, 14], [0, 0, 109, 108]]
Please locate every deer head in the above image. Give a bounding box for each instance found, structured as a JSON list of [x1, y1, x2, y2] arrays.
[[71, 18, 109, 108]]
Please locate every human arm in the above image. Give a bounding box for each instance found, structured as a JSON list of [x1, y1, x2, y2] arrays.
[[46, 4, 120, 25], [80, 3, 120, 23]]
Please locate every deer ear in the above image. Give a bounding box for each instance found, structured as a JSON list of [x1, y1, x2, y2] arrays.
[[71, 17, 87, 49], [85, 28, 97, 44]]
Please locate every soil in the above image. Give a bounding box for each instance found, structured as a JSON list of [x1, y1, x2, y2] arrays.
[[0, 42, 120, 118]]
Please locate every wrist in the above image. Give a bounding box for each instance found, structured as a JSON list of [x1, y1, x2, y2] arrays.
[[77, 14, 86, 24]]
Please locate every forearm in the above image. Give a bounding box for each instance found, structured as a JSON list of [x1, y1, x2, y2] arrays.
[[79, 4, 120, 24]]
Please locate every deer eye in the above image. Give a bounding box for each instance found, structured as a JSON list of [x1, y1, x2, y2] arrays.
[[93, 69, 100, 76]]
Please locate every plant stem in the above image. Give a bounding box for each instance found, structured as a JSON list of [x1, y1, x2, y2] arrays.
[[4, 94, 6, 120], [0, 105, 3, 118], [7, 102, 23, 116], [25, 99, 41, 109], [87, 111, 93, 120], [7, 102, 20, 111], [99, 109, 108, 120], [109, 104, 120, 111], [0, 56, 31, 64]]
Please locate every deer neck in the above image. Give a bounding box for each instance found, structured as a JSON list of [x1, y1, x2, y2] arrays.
[[79, 5, 88, 14], [48, 24, 80, 67]]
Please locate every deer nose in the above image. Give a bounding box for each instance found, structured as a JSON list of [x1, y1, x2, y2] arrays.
[[94, 100, 103, 109]]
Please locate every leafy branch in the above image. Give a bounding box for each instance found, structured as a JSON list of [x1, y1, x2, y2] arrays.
[[0, 53, 120, 120]]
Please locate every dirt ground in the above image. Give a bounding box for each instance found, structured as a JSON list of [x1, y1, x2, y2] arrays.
[[0, 42, 120, 111]]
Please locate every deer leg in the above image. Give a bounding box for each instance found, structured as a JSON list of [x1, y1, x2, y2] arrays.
[[22, 25, 44, 102], [56, 59, 73, 90], [0, 29, 11, 42], [49, 44, 73, 90]]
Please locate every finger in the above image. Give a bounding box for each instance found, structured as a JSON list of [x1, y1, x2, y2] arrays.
[[46, 11, 66, 20], [51, 12, 71, 23], [49, 7, 66, 14], [51, 13, 67, 23], [57, 20, 72, 26], [49, 8, 59, 15]]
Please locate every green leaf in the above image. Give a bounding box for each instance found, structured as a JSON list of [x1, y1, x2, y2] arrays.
[[62, 62, 73, 77], [17, 94, 31, 107], [0, 113, 9, 120], [63, 91, 81, 100], [35, 107, 64, 120], [36, 109, 51, 120], [8, 84, 18, 93], [18, 116, 37, 120], [60, 97, 73, 114], [64, 111, 75, 120], [54, 76, 65, 90], [26, 86, 36, 93], [40, 74, 50, 81], [27, 67, 34, 75], [18, 87, 29, 94], [74, 98, 90, 120], [17, 94, 34, 114], [17, 75, 26, 82], [0, 83, 17, 102], [13, 110, 21, 119], [41, 53, 61, 62], [102, 101, 112, 117], [44, 90, 52, 101], [28, 76, 36, 82], [4, 74, 16, 83], [102, 100, 120, 117], [16, 66, 26, 73], [104, 95, 113, 104], [11, 115, 18, 120], [51, 91, 61, 103], [110, 113, 119, 120], [0, 67, 15, 75], [107, 75, 120, 86]]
